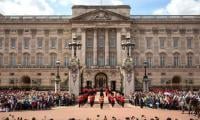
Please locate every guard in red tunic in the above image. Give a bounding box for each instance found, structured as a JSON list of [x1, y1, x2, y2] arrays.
[[110, 93, 115, 107], [78, 95, 83, 107], [121, 94, 125, 107], [89, 94, 95, 107]]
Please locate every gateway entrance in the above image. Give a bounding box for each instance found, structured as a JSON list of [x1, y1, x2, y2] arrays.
[[95, 73, 108, 89]]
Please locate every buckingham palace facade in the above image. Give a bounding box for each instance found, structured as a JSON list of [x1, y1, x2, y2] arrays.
[[0, 5, 200, 90]]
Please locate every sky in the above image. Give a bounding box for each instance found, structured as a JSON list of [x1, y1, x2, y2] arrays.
[[0, 0, 199, 15]]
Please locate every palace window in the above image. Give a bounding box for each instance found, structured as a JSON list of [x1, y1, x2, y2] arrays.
[[97, 30, 105, 48], [173, 53, 180, 67], [86, 52, 93, 66], [10, 53, 16, 66], [132, 53, 139, 66], [187, 53, 193, 67], [24, 37, 30, 49], [50, 37, 57, 49], [173, 37, 179, 49], [37, 37, 43, 49], [98, 53, 105, 66], [187, 37, 192, 49], [109, 29, 116, 48], [36, 53, 43, 66], [0, 54, 3, 66], [0, 38, 3, 49], [86, 30, 94, 48], [160, 53, 166, 67], [146, 37, 152, 49], [146, 53, 153, 68], [159, 37, 165, 49], [10, 38, 16, 49], [86, 38, 93, 48], [64, 56, 69, 67], [50, 53, 57, 66], [109, 52, 116, 66], [23, 53, 30, 66]]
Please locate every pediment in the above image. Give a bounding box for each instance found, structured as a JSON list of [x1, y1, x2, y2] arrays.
[[70, 9, 130, 21]]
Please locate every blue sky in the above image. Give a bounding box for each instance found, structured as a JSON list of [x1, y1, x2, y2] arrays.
[[0, 0, 199, 15]]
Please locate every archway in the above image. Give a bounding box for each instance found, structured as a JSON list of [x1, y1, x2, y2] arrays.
[[21, 75, 31, 85], [95, 73, 108, 89], [172, 76, 181, 84], [172, 75, 182, 89]]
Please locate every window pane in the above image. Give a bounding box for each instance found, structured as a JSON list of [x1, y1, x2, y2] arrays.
[[24, 37, 30, 49], [50, 37, 57, 49], [173, 37, 179, 48], [187, 37, 192, 49], [11, 38, 16, 49], [159, 37, 165, 49], [0, 38, 3, 49], [0, 54, 3, 66], [37, 37, 43, 48], [146, 37, 152, 49]]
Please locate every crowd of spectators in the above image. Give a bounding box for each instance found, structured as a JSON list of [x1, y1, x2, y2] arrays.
[[0, 90, 76, 112], [128, 90, 200, 117]]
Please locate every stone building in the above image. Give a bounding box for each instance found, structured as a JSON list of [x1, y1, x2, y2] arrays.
[[0, 5, 200, 90]]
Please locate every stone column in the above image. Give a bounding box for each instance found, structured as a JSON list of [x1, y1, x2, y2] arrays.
[[117, 29, 122, 65], [93, 29, 97, 65], [81, 29, 86, 65], [105, 29, 109, 66]]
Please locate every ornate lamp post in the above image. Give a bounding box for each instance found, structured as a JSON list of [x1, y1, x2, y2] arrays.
[[143, 60, 149, 92], [68, 37, 82, 58], [55, 60, 61, 93], [121, 36, 135, 57]]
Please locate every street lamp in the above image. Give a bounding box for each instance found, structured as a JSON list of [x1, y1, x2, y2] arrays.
[[143, 60, 149, 92], [121, 36, 135, 57], [68, 37, 82, 57], [55, 60, 61, 93]]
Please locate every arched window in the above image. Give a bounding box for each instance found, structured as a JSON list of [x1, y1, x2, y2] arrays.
[[50, 53, 57, 66], [36, 53, 43, 66], [10, 53, 16, 66], [173, 53, 180, 67], [160, 53, 166, 67], [187, 53, 193, 67], [0, 53, 3, 66], [23, 53, 30, 66], [146, 53, 153, 68]]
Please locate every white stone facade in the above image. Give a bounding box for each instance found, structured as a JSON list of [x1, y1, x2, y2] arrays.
[[0, 5, 200, 90]]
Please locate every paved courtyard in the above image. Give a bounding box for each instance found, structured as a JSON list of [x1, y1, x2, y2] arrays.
[[0, 103, 198, 120]]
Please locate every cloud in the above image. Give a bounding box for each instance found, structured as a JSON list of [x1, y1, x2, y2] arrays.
[[153, 0, 200, 15], [0, 0, 54, 15]]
